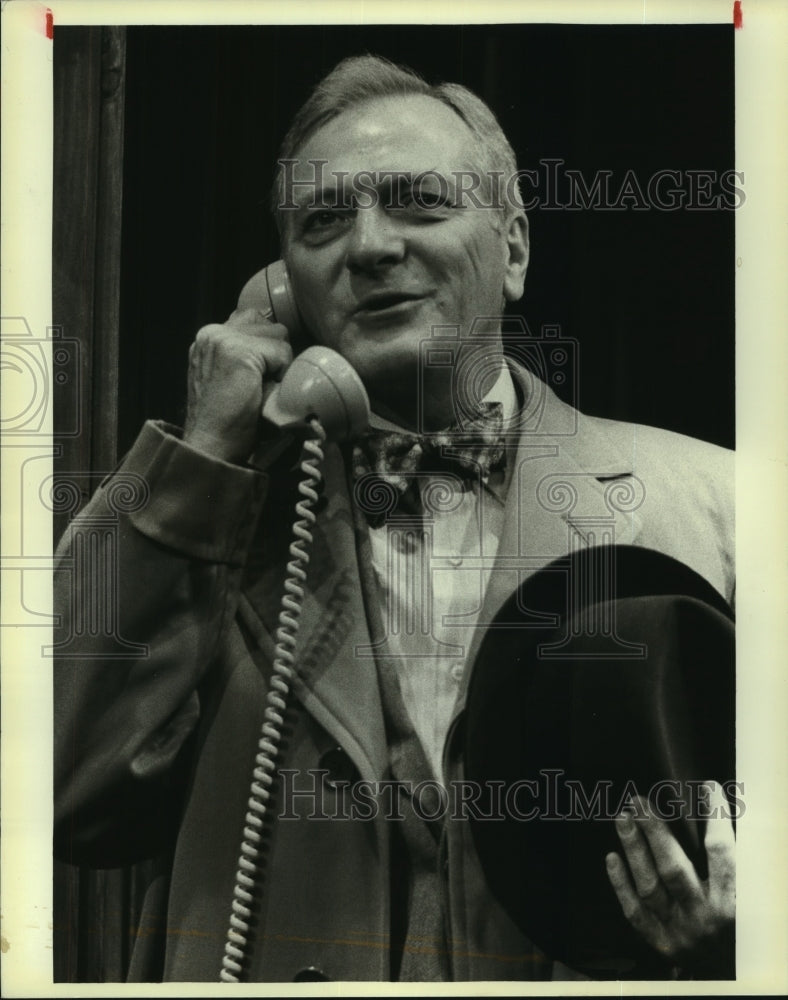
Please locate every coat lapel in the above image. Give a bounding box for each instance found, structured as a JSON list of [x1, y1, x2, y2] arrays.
[[241, 442, 388, 782], [461, 374, 645, 694]]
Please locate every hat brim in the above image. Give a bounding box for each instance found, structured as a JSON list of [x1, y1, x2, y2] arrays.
[[464, 544, 735, 978]]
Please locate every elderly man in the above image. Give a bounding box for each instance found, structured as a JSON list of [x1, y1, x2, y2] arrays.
[[54, 55, 735, 983]]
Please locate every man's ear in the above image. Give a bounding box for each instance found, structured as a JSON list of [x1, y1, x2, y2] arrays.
[[502, 212, 529, 303]]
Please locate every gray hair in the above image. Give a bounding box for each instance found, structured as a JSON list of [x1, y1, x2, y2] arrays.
[[270, 54, 523, 241]]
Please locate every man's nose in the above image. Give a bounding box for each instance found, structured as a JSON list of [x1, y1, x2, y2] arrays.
[[344, 206, 406, 275]]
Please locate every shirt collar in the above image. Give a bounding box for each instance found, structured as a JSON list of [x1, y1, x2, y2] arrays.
[[368, 360, 518, 434]]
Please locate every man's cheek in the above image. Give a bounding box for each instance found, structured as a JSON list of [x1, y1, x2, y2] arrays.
[[464, 235, 496, 279]]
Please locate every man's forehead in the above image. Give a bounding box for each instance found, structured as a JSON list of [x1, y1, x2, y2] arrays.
[[287, 94, 477, 180]]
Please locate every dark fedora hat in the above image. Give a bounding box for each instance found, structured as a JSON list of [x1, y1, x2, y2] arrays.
[[464, 544, 735, 979]]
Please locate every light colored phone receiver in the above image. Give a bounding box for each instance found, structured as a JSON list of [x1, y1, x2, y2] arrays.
[[262, 347, 371, 441], [237, 261, 370, 442], [237, 259, 301, 333]]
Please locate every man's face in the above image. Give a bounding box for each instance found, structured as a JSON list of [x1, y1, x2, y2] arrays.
[[281, 94, 528, 414]]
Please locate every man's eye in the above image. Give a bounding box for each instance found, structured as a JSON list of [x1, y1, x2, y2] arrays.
[[413, 189, 448, 208], [400, 186, 455, 213], [300, 209, 354, 241], [304, 210, 344, 230]]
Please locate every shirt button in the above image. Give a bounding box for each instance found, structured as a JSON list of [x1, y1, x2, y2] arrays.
[[450, 661, 464, 683]]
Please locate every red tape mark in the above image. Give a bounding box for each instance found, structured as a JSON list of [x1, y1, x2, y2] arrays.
[[45, 7, 54, 39], [733, 1, 743, 29]]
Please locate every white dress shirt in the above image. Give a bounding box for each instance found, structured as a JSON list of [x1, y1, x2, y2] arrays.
[[366, 362, 518, 783]]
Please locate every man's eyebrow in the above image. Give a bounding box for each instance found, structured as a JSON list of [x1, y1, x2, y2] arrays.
[[290, 183, 346, 210], [287, 168, 460, 212], [391, 168, 444, 185]]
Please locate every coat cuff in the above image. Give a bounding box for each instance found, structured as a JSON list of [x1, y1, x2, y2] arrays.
[[118, 420, 269, 564]]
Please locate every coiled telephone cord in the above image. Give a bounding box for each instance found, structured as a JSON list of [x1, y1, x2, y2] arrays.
[[220, 419, 326, 982]]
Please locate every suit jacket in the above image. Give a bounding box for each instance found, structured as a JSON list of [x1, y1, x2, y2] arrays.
[[53, 373, 734, 982]]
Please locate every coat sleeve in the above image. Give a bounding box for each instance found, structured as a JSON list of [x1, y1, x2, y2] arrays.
[[53, 420, 273, 866]]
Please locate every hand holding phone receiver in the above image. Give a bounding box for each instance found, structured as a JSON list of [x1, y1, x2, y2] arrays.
[[238, 260, 370, 442]]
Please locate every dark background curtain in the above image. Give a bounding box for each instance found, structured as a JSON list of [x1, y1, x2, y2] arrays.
[[53, 25, 140, 982], [118, 23, 735, 454], [53, 22, 735, 982]]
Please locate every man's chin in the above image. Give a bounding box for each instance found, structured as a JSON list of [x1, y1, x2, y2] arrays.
[[344, 327, 428, 375], [356, 353, 420, 401]]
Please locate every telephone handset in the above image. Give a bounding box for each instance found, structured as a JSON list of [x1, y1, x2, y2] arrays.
[[220, 262, 370, 982], [237, 260, 370, 442]]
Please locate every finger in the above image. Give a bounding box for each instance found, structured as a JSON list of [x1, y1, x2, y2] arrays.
[[187, 342, 201, 396], [226, 305, 272, 325], [261, 339, 293, 381], [226, 308, 290, 339], [614, 811, 662, 901], [633, 798, 701, 907], [189, 326, 219, 382], [702, 782, 736, 905], [605, 851, 664, 944]]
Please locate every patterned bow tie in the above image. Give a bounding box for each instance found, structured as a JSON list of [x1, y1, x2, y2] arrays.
[[351, 401, 506, 528]]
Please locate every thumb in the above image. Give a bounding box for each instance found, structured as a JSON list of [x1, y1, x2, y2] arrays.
[[225, 305, 276, 326]]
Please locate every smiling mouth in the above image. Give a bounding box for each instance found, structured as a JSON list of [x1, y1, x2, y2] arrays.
[[355, 292, 426, 315]]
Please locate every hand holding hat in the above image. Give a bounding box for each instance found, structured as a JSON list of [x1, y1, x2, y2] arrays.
[[606, 782, 735, 978], [464, 544, 737, 979]]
